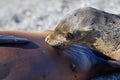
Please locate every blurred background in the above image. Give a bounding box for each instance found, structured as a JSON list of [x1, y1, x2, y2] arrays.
[[1, 0, 120, 31], [0, 0, 120, 80]]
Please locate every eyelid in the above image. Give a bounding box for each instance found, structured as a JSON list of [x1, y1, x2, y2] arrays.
[[65, 33, 74, 40]]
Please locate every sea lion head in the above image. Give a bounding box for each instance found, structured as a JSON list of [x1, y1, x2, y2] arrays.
[[45, 7, 104, 48]]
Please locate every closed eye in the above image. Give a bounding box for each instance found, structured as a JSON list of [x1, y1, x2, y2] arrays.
[[65, 33, 74, 40]]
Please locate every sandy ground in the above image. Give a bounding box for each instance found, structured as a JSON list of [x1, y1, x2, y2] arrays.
[[0, 0, 120, 79]]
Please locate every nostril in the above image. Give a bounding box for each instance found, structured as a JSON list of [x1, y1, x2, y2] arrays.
[[53, 44, 61, 48], [53, 43, 64, 48], [57, 44, 62, 48]]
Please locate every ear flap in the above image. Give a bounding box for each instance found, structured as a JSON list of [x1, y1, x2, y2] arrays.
[[83, 26, 93, 31], [82, 18, 96, 31]]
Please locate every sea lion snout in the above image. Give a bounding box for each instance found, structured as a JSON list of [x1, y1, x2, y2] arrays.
[[45, 35, 66, 48], [45, 31, 84, 48]]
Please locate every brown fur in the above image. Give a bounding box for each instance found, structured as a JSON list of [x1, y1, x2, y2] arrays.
[[0, 30, 119, 80]]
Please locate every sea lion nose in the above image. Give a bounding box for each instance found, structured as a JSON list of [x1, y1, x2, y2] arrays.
[[53, 43, 64, 48]]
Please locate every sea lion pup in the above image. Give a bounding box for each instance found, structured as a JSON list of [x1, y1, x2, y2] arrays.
[[0, 30, 120, 80], [45, 7, 120, 60]]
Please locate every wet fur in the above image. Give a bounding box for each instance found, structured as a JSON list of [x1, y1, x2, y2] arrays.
[[0, 30, 119, 80]]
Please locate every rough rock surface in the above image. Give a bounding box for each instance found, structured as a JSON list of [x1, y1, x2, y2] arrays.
[[0, 0, 120, 79]]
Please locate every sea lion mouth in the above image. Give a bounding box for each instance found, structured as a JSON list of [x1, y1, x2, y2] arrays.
[[45, 37, 64, 48], [52, 43, 66, 48], [45, 34, 68, 48], [52, 41, 81, 48]]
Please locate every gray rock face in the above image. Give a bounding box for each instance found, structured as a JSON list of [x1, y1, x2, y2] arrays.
[[0, 0, 120, 79]]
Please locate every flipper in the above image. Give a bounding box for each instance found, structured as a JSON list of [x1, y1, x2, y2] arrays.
[[0, 35, 30, 44]]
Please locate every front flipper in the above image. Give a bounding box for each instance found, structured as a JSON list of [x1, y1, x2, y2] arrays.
[[0, 35, 30, 44]]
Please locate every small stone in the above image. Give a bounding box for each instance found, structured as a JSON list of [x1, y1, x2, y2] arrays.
[[23, 9, 32, 17], [12, 14, 23, 23]]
